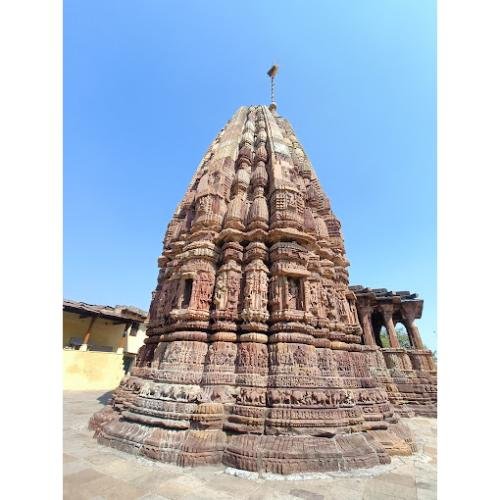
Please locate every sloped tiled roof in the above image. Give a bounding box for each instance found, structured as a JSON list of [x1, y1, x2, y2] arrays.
[[63, 299, 147, 322]]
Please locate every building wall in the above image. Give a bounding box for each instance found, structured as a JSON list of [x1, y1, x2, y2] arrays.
[[125, 322, 148, 354], [62, 310, 148, 390], [63, 350, 127, 390], [63, 311, 126, 350]]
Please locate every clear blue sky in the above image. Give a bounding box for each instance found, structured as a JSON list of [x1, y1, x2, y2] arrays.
[[64, 1, 436, 350]]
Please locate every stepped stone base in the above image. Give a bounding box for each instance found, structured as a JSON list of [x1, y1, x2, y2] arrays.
[[90, 405, 416, 474]]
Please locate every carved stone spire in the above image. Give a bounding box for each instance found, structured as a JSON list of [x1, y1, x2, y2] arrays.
[[90, 104, 416, 475]]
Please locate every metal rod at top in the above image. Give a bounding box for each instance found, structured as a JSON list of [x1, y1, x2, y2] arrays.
[[267, 64, 279, 105]]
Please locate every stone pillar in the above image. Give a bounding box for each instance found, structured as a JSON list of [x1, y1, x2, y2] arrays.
[[407, 321, 425, 350], [358, 306, 376, 346], [379, 304, 400, 348], [401, 301, 425, 349], [80, 316, 96, 351], [401, 304, 425, 350]]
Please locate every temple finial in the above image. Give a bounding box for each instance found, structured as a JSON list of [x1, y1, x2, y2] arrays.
[[267, 64, 279, 111]]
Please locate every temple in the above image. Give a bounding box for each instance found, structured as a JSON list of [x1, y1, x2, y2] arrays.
[[90, 100, 436, 474]]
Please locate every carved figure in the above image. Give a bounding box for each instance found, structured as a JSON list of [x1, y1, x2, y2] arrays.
[[213, 278, 227, 310], [196, 272, 214, 310]]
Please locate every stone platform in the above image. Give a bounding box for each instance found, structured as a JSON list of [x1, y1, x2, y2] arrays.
[[64, 391, 437, 499]]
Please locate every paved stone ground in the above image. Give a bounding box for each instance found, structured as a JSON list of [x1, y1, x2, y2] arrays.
[[63, 391, 437, 500]]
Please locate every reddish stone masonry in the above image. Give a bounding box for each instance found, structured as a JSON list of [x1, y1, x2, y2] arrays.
[[350, 286, 437, 418], [90, 104, 435, 474]]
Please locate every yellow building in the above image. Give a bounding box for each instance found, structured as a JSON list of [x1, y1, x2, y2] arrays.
[[63, 299, 147, 390]]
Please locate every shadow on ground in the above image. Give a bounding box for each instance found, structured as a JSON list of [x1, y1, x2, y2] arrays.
[[96, 391, 113, 406]]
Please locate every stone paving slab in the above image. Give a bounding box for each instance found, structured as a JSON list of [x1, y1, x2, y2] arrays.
[[63, 391, 437, 500]]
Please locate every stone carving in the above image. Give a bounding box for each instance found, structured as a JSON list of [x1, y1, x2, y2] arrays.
[[193, 271, 214, 310], [90, 103, 433, 475], [214, 268, 240, 312]]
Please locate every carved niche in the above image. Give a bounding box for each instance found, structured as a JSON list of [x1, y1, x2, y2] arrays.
[[286, 277, 304, 310]]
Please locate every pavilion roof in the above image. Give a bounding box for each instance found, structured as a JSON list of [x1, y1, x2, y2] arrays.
[[349, 285, 420, 302]]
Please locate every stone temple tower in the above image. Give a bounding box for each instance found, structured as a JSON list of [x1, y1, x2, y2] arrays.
[[90, 102, 417, 474]]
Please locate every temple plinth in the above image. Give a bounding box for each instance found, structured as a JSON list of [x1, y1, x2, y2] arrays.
[[89, 104, 434, 474]]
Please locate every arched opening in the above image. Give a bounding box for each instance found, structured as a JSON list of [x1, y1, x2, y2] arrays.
[[378, 326, 391, 348], [287, 277, 304, 310], [394, 322, 412, 349], [370, 311, 385, 347]]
